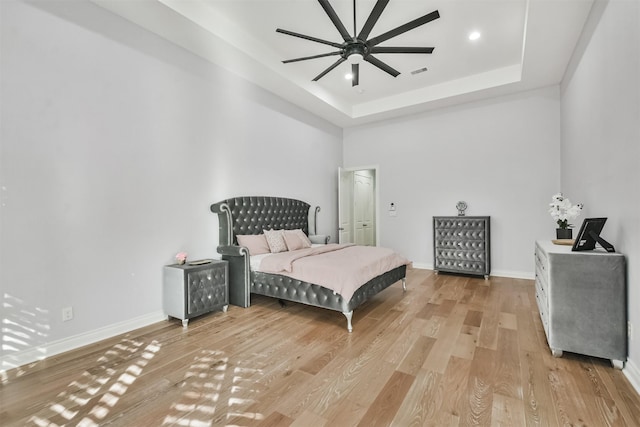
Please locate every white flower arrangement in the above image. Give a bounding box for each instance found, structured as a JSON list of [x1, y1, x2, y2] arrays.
[[549, 193, 583, 229]]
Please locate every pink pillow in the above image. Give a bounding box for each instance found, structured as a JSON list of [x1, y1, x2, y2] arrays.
[[264, 229, 288, 253], [236, 234, 270, 256], [283, 229, 312, 251]]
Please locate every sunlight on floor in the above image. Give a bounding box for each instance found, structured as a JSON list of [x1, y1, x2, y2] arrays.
[[159, 349, 269, 426], [27, 338, 161, 426]]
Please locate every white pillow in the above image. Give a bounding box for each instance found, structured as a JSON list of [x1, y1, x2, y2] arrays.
[[283, 229, 312, 251], [236, 234, 270, 256], [264, 229, 287, 253]]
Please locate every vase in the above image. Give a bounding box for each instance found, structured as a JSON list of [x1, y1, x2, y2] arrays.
[[556, 228, 572, 239]]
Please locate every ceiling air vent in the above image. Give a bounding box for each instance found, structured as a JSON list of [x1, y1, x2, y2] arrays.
[[411, 67, 428, 75]]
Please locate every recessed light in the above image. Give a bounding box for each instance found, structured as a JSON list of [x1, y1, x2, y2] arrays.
[[345, 73, 353, 80], [469, 31, 481, 41]]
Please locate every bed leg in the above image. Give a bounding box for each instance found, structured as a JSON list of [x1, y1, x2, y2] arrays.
[[402, 278, 407, 292], [343, 311, 353, 333]]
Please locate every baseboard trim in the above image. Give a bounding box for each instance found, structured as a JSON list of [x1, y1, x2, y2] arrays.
[[624, 358, 640, 396], [1, 310, 166, 373], [490, 270, 535, 280], [410, 264, 533, 280], [411, 262, 433, 270]]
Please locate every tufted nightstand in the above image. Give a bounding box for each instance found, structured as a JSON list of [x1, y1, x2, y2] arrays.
[[163, 260, 228, 327]]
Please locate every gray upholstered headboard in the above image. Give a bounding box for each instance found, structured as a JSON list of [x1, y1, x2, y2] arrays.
[[210, 196, 310, 246]]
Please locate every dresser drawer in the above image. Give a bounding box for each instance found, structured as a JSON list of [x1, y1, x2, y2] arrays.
[[186, 264, 228, 315]]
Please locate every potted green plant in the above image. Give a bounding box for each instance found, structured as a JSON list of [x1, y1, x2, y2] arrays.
[[549, 193, 583, 239]]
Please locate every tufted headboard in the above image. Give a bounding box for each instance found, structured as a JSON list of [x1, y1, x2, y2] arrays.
[[210, 196, 310, 246]]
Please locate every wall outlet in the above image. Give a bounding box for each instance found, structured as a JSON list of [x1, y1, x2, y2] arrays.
[[62, 306, 73, 322], [628, 321, 633, 341]]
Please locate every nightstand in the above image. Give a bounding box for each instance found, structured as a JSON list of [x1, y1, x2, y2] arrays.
[[163, 260, 228, 327]]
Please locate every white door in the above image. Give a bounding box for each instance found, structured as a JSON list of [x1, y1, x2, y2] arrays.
[[338, 168, 353, 244], [354, 171, 375, 246]]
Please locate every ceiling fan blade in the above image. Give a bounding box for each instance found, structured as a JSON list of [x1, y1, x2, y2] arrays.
[[283, 51, 343, 64], [276, 28, 343, 49], [318, 0, 352, 42], [364, 55, 400, 77], [367, 10, 440, 47], [370, 46, 434, 54], [352, 63, 359, 87], [312, 57, 347, 81], [357, 0, 389, 41]]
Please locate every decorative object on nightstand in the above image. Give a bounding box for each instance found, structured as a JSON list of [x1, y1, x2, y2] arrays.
[[534, 240, 626, 369], [433, 216, 490, 279], [548, 193, 583, 240], [175, 251, 187, 265], [163, 259, 228, 327], [456, 201, 467, 216]]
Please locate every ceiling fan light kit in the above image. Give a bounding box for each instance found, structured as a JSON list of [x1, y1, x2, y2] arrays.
[[276, 0, 440, 87]]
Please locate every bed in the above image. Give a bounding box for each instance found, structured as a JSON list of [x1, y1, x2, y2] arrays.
[[210, 196, 408, 331]]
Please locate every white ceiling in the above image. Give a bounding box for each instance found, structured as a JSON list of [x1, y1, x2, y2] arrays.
[[91, 0, 595, 127]]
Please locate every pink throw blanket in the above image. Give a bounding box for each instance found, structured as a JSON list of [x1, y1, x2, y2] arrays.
[[258, 244, 409, 301]]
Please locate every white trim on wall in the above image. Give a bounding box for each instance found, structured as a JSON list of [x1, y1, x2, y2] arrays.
[[624, 359, 640, 396], [411, 264, 534, 280], [1, 311, 166, 373]]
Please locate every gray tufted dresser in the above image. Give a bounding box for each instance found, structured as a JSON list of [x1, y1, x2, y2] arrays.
[[163, 260, 228, 327], [433, 216, 491, 279]]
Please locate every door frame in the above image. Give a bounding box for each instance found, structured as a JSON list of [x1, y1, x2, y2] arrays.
[[338, 165, 380, 246]]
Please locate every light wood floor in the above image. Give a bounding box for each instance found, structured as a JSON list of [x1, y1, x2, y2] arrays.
[[2, 268, 640, 426]]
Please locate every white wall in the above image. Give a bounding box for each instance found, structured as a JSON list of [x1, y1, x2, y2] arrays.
[[344, 86, 561, 277], [560, 0, 640, 388], [0, 1, 341, 369]]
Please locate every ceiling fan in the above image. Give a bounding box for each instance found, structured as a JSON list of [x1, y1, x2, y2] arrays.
[[276, 0, 440, 87]]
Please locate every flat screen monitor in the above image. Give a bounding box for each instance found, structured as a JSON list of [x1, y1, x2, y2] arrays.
[[571, 217, 615, 252]]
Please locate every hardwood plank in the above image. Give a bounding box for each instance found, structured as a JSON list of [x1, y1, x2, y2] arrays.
[[382, 317, 429, 365], [343, 361, 396, 408], [289, 409, 327, 427], [421, 303, 468, 374], [325, 398, 368, 427], [596, 362, 640, 425], [440, 356, 473, 421], [464, 309, 483, 327], [494, 327, 523, 399], [257, 411, 293, 427], [356, 371, 415, 427], [492, 393, 527, 426], [515, 305, 541, 353], [498, 312, 518, 330], [390, 368, 442, 427], [460, 346, 497, 425], [397, 336, 436, 376], [519, 349, 559, 426], [478, 283, 501, 350]]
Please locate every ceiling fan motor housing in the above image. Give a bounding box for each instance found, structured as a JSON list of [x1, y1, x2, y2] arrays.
[[277, 0, 439, 86], [343, 41, 369, 59]]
